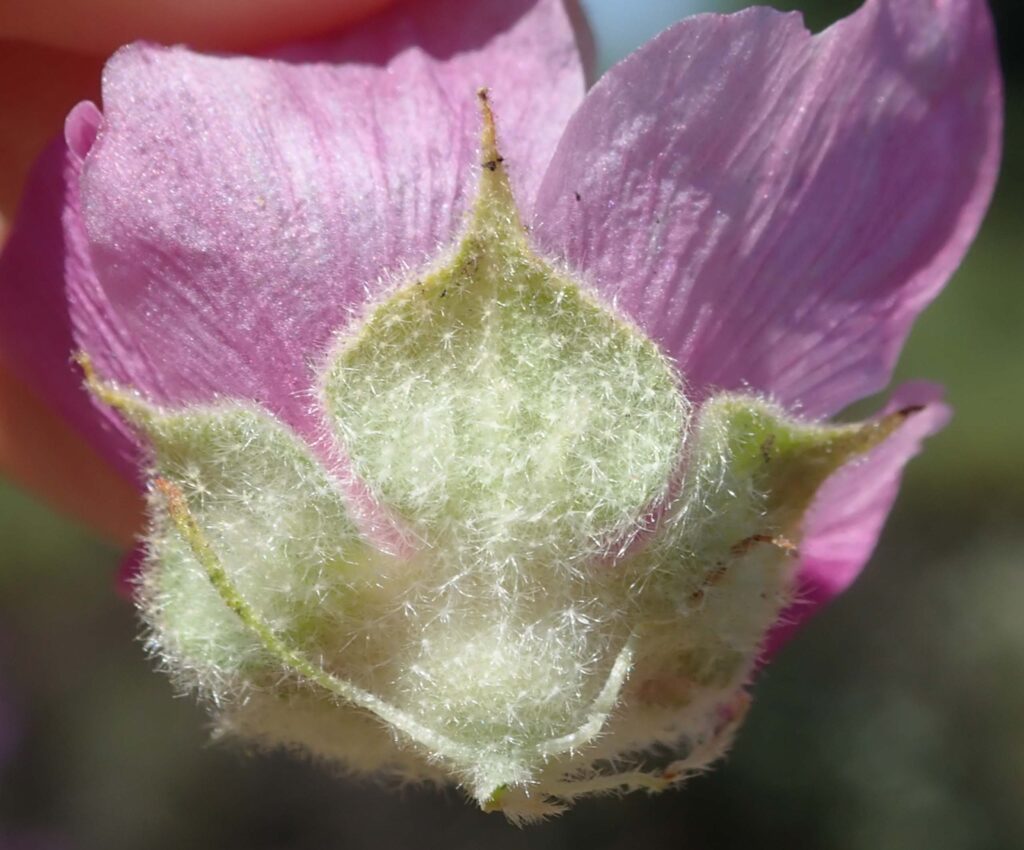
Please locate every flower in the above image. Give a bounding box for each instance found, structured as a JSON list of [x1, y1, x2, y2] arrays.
[[0, 0, 1001, 820]]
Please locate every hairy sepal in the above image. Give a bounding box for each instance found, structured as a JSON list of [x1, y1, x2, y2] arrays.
[[321, 94, 688, 571], [83, 363, 900, 819], [76, 95, 912, 818]]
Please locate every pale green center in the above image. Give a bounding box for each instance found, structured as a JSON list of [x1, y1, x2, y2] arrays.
[[75, 93, 917, 819], [321, 102, 686, 567]]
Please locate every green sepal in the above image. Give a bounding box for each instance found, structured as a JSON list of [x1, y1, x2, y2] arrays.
[[632, 393, 909, 693], [68, 90, 924, 821], [321, 97, 688, 569], [134, 400, 366, 696]]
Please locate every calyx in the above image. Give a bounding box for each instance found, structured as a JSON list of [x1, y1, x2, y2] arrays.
[[79, 93, 908, 820]]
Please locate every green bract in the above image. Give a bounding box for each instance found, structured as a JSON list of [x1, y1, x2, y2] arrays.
[[83, 97, 902, 819]]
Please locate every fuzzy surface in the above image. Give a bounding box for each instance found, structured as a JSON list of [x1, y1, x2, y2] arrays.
[[0, 0, 996, 628], [80, 101, 922, 816], [0, 0, 999, 820]]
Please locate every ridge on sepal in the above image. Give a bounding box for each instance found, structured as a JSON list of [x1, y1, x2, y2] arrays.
[[73, 93, 930, 820]]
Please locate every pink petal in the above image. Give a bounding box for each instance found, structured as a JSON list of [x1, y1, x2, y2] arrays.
[[116, 544, 146, 598], [0, 130, 139, 480], [766, 381, 950, 653], [531, 0, 1001, 417], [73, 0, 584, 443]]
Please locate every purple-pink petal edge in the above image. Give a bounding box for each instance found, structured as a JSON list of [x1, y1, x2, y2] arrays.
[[0, 0, 1003, 646]]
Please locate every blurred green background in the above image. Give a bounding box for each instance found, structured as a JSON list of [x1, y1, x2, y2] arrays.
[[1, 1, 1021, 847]]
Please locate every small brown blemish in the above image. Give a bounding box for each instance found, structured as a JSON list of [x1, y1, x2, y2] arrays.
[[730, 534, 773, 555], [868, 404, 927, 445], [574, 190, 582, 202], [706, 564, 729, 586], [760, 435, 776, 464], [896, 404, 926, 418], [730, 534, 798, 557], [689, 563, 729, 604], [482, 156, 505, 172]]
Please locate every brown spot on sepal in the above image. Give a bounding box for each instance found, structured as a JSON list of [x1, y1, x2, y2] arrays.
[[729, 534, 798, 557], [896, 404, 926, 418], [688, 562, 729, 605]]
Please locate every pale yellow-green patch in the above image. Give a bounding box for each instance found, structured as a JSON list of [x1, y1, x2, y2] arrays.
[[322, 94, 687, 569], [75, 95, 917, 821], [135, 401, 371, 695], [625, 395, 909, 711]]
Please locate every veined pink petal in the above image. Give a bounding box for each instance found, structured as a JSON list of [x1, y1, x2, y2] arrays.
[[72, 0, 584, 442], [0, 133, 139, 480], [766, 381, 950, 653], [531, 0, 1001, 417]]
